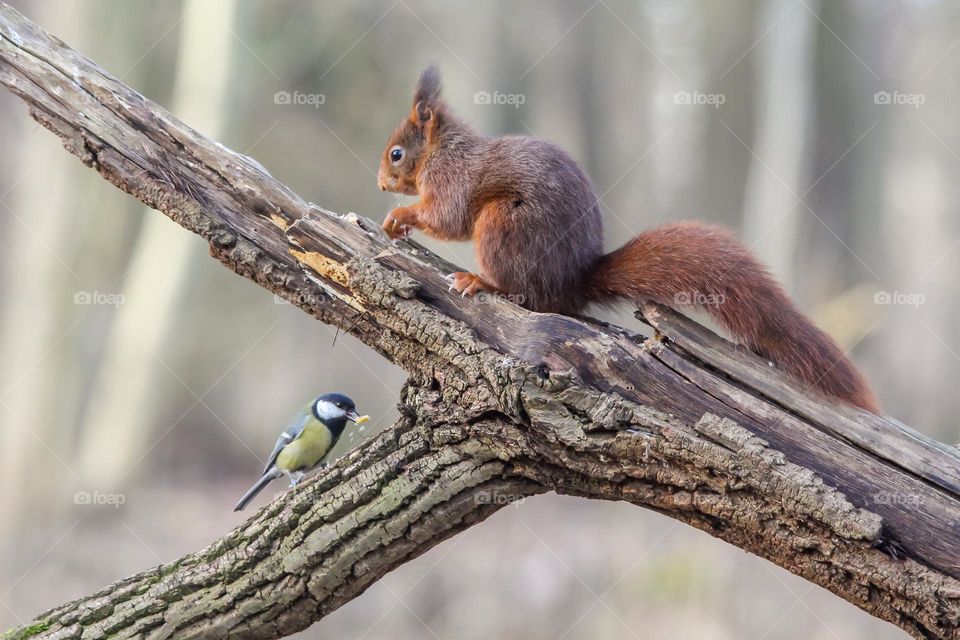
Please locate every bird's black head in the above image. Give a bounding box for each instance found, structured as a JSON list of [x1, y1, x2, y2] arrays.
[[312, 392, 366, 426]]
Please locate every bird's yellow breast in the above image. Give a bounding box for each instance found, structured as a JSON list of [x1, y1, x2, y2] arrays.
[[275, 421, 332, 472]]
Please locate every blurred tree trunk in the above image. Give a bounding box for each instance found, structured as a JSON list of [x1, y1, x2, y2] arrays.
[[741, 0, 818, 288], [0, 0, 81, 536], [75, 0, 238, 489], [802, 1, 887, 348], [866, 2, 960, 437]]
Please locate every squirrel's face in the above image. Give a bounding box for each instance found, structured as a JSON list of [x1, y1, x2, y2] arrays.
[[380, 66, 443, 195], [378, 116, 427, 196]]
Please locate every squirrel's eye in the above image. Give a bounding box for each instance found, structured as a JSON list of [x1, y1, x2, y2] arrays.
[[389, 146, 404, 164]]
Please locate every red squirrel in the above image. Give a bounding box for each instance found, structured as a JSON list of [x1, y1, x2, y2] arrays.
[[377, 66, 878, 413]]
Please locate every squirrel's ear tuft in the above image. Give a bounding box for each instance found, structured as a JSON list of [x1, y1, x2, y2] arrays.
[[412, 65, 442, 109], [413, 100, 434, 124]]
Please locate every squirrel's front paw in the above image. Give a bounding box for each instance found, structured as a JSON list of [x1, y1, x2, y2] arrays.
[[383, 206, 418, 240], [447, 272, 494, 297]]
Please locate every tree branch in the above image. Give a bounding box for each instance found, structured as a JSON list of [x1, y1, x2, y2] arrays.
[[1, 4, 959, 639]]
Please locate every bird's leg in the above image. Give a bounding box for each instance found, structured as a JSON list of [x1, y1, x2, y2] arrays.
[[286, 470, 306, 487]]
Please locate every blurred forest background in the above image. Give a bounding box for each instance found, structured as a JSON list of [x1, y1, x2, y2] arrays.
[[0, 0, 956, 638]]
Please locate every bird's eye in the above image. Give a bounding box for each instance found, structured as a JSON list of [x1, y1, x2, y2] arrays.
[[389, 146, 404, 164]]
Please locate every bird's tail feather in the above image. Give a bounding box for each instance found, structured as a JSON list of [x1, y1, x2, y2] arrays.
[[233, 469, 279, 512]]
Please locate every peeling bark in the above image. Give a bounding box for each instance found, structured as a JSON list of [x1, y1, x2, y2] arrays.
[[1, 4, 959, 639]]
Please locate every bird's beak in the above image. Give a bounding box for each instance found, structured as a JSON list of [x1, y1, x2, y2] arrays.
[[347, 409, 369, 424]]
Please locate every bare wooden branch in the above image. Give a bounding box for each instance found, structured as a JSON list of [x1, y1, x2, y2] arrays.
[[1, 4, 959, 638]]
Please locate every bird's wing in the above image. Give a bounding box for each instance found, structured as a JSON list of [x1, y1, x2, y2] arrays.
[[262, 410, 311, 475]]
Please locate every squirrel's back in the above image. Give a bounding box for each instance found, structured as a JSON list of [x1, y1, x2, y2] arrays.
[[471, 135, 603, 313]]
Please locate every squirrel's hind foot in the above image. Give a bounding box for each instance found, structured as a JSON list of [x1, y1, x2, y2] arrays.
[[447, 271, 495, 297]]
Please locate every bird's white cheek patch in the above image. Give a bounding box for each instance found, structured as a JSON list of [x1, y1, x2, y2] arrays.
[[314, 400, 343, 421]]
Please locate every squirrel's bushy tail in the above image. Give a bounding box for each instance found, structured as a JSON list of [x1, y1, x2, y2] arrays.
[[585, 221, 878, 413]]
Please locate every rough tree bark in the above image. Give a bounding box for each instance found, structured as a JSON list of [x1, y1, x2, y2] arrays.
[[1, 4, 959, 639]]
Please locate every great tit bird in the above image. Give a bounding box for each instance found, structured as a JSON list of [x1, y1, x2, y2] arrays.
[[233, 393, 369, 512]]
